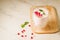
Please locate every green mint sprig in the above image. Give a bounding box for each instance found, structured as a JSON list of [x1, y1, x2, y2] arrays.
[[39, 9, 43, 12], [21, 21, 29, 28], [39, 9, 45, 15]]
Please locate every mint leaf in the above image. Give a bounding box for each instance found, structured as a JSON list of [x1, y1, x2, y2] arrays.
[[21, 21, 29, 28], [39, 9, 43, 12], [24, 22, 29, 25], [21, 24, 25, 28], [39, 9, 45, 15]]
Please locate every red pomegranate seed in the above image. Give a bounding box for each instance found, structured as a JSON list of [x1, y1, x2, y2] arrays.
[[23, 29, 25, 32], [21, 31, 24, 33], [34, 11, 41, 17], [21, 29, 25, 33], [28, 25, 31, 27], [40, 14, 43, 16], [31, 36, 33, 39], [17, 33, 20, 35], [34, 11, 39, 15], [35, 11, 38, 14], [38, 12, 41, 16], [25, 35, 27, 37], [21, 35, 24, 37], [31, 33, 33, 35]]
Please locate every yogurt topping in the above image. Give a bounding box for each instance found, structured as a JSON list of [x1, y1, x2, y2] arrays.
[[32, 8, 49, 28]]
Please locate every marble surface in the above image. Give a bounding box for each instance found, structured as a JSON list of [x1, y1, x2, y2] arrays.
[[0, 0, 60, 40]]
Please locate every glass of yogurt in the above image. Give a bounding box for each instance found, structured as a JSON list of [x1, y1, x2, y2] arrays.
[[30, 6, 59, 34]]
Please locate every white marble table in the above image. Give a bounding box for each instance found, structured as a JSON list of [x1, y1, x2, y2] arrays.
[[0, 0, 60, 40]]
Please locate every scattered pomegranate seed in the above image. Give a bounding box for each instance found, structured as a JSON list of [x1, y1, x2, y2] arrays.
[[23, 29, 25, 32], [17, 33, 20, 35], [28, 25, 31, 27], [25, 35, 27, 37], [31, 33, 33, 35], [21, 31, 24, 33], [31, 36, 33, 39], [21, 35, 24, 37], [21, 29, 26, 33]]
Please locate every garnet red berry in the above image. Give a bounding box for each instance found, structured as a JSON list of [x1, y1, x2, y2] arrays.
[[38, 12, 41, 16], [34, 11, 41, 17], [21, 31, 24, 33], [31, 36, 33, 39], [31, 33, 33, 35], [17, 33, 20, 35], [28, 25, 31, 27], [25, 35, 27, 37], [35, 11, 38, 14], [40, 14, 43, 16], [21, 35, 24, 37], [23, 29, 25, 32], [21, 29, 25, 33]]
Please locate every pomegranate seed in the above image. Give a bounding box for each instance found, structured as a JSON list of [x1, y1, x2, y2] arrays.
[[21, 35, 24, 37], [38, 12, 41, 16], [21, 31, 24, 33], [35, 11, 38, 14], [23, 29, 25, 32], [40, 14, 43, 16], [31, 36, 33, 39], [28, 25, 31, 27], [34, 11, 39, 15], [21, 29, 26, 33], [31, 33, 33, 35], [34, 11, 41, 17], [17, 33, 20, 35], [25, 35, 27, 37]]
